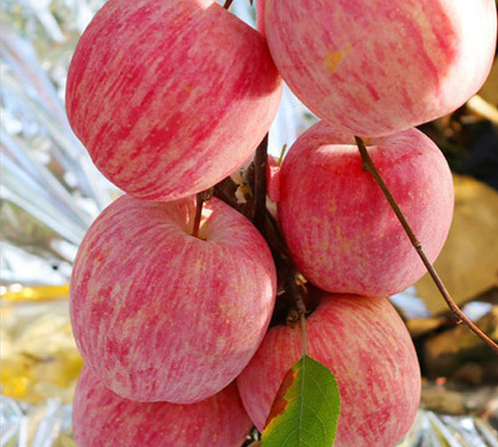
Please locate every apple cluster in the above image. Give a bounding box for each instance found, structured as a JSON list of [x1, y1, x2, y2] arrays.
[[66, 0, 497, 446]]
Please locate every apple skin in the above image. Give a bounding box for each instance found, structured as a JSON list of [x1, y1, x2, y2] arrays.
[[66, 0, 282, 201], [264, 0, 497, 137], [73, 366, 253, 447], [70, 195, 276, 404], [256, 0, 266, 36], [237, 294, 421, 447], [277, 122, 454, 297]]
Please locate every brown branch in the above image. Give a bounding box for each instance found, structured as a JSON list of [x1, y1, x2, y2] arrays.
[[223, 0, 234, 9], [236, 131, 308, 349], [253, 133, 269, 236], [354, 136, 498, 355], [277, 247, 308, 354]]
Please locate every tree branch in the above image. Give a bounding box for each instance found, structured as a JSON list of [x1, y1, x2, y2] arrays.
[[223, 0, 234, 10], [253, 133, 269, 236], [354, 136, 498, 355]]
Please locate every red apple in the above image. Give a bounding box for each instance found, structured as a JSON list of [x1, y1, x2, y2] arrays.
[[66, 0, 282, 201], [70, 195, 276, 403], [277, 122, 454, 297], [264, 0, 497, 136], [237, 294, 421, 447], [256, 0, 266, 37], [73, 366, 253, 447]]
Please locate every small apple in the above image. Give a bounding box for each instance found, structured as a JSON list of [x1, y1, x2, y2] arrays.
[[264, 0, 497, 136], [73, 366, 253, 447], [70, 195, 276, 403], [277, 121, 454, 297], [237, 294, 421, 447], [66, 0, 282, 201]]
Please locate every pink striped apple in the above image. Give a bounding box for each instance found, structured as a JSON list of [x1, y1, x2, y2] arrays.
[[277, 122, 454, 297], [70, 195, 276, 403], [73, 366, 253, 447], [237, 294, 421, 447], [264, 0, 497, 136], [255, 0, 266, 37], [66, 0, 282, 201]]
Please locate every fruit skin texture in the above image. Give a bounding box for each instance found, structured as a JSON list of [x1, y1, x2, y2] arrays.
[[256, 0, 266, 36], [66, 0, 282, 201], [73, 366, 253, 447], [237, 295, 421, 447], [278, 121, 454, 297], [70, 195, 276, 404], [264, 0, 497, 137]]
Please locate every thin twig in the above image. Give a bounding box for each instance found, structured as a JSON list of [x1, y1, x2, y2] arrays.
[[253, 133, 269, 236], [354, 136, 498, 355], [223, 0, 234, 9]]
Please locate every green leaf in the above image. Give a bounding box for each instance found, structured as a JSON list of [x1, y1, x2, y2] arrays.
[[262, 355, 341, 447]]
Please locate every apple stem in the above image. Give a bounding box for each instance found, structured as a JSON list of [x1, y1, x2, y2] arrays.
[[253, 133, 269, 236], [223, 0, 234, 10], [277, 144, 288, 167], [354, 136, 498, 355], [192, 189, 213, 239]]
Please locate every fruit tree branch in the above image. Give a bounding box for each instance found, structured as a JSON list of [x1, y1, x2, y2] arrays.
[[354, 136, 498, 355], [283, 263, 308, 355], [253, 133, 269, 236], [262, 201, 308, 352]]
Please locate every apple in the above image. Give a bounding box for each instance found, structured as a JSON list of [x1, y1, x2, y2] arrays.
[[237, 294, 421, 447], [266, 154, 280, 203], [65, 0, 282, 201], [70, 195, 277, 403], [255, 0, 266, 37], [73, 366, 253, 447], [264, 0, 497, 136], [277, 121, 454, 297]]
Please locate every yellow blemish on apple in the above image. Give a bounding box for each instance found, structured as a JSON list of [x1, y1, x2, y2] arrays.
[[323, 43, 353, 73], [335, 225, 352, 254], [334, 7, 344, 20], [328, 197, 337, 214]]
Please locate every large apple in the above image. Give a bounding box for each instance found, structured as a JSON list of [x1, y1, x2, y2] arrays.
[[66, 0, 282, 201], [278, 121, 454, 297], [237, 294, 421, 447], [73, 366, 253, 447], [264, 0, 497, 136], [70, 195, 276, 403]]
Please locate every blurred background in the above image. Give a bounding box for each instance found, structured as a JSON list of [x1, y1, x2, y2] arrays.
[[1, 1, 497, 445]]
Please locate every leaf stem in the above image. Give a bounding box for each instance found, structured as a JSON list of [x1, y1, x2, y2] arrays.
[[354, 136, 498, 355]]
